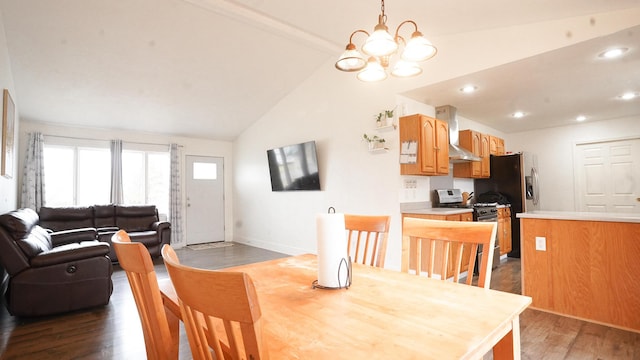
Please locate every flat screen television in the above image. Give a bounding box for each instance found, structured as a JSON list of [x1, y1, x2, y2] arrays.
[[266, 140, 321, 191]]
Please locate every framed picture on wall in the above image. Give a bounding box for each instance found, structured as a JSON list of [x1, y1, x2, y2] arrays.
[[2, 88, 15, 179]]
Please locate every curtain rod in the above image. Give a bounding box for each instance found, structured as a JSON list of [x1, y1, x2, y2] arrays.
[[41, 133, 183, 147]]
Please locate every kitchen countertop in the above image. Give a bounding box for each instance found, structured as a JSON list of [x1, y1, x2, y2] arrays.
[[517, 211, 640, 223], [402, 208, 473, 215]]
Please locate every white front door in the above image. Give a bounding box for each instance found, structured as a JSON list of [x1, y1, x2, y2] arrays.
[[185, 155, 225, 244], [575, 138, 640, 212]]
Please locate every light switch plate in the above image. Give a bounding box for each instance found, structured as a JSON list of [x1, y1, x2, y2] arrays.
[[535, 236, 546, 251]]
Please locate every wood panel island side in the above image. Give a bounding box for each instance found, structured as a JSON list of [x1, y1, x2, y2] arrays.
[[517, 211, 640, 333]]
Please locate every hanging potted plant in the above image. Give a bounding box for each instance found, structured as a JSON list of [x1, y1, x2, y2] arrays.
[[363, 133, 386, 150], [385, 107, 396, 126], [375, 112, 384, 127]]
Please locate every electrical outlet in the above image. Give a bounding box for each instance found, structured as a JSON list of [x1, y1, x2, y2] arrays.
[[535, 236, 546, 251], [403, 179, 417, 189]]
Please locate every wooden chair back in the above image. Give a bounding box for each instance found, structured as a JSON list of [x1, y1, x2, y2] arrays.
[[111, 230, 178, 360], [161, 245, 268, 360], [401, 218, 497, 288], [344, 214, 391, 268]]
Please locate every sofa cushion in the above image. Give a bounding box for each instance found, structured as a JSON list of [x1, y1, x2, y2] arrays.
[[0, 208, 39, 238], [31, 241, 110, 267], [38, 206, 94, 231], [16, 225, 53, 258], [127, 231, 160, 247], [115, 205, 157, 232], [94, 204, 116, 228]]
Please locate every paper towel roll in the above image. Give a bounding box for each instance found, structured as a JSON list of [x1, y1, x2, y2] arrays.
[[316, 212, 350, 288]]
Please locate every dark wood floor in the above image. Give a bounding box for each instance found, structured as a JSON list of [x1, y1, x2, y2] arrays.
[[1, 244, 638, 359]]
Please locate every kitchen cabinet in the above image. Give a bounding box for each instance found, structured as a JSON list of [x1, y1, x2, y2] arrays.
[[401, 211, 473, 279], [453, 130, 490, 178], [481, 134, 491, 177], [399, 114, 449, 176], [490, 136, 505, 155], [497, 207, 512, 255]]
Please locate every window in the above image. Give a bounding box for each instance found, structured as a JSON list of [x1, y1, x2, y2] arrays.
[[122, 150, 170, 216], [43, 140, 170, 217], [43, 145, 110, 206], [42, 146, 75, 206], [193, 162, 217, 180]]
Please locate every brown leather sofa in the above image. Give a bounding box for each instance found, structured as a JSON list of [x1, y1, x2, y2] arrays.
[[0, 208, 113, 317], [38, 204, 171, 262]]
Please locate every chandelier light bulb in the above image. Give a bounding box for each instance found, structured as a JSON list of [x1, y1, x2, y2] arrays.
[[391, 59, 422, 77], [401, 32, 437, 62], [362, 17, 398, 57], [335, 43, 367, 72], [357, 57, 388, 82]]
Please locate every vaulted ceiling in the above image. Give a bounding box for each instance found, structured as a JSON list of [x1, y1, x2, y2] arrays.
[[1, 0, 639, 139]]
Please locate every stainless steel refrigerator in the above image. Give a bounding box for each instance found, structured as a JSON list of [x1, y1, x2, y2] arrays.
[[474, 152, 540, 258]]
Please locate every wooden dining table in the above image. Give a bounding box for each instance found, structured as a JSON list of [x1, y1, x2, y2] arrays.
[[161, 253, 531, 359]]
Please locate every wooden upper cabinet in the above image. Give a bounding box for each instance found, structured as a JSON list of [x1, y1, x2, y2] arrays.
[[400, 114, 449, 176], [481, 133, 490, 178], [453, 130, 490, 178], [490, 136, 505, 155]]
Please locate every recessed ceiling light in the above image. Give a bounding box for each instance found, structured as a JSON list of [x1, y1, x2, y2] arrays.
[[618, 92, 637, 100], [576, 115, 587, 122], [460, 85, 477, 93], [598, 47, 628, 59], [512, 111, 525, 119]]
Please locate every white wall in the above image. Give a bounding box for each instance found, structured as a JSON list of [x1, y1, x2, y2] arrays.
[[19, 121, 234, 248], [0, 10, 18, 213], [232, 11, 640, 271], [506, 116, 640, 211]]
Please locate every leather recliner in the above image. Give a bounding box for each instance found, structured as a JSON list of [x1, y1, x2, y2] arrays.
[[0, 208, 113, 317]]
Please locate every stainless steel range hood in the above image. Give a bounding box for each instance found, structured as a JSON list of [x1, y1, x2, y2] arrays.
[[435, 105, 481, 163]]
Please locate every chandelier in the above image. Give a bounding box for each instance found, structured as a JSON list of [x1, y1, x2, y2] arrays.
[[334, 0, 437, 82]]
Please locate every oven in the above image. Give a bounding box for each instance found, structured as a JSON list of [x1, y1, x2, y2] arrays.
[[473, 203, 500, 273], [434, 189, 501, 273]]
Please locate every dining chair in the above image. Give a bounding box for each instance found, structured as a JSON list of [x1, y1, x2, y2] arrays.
[[401, 217, 498, 288], [161, 244, 268, 360], [111, 230, 179, 360], [344, 214, 391, 268]]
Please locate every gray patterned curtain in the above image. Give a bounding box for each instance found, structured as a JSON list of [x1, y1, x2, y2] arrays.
[[20, 132, 46, 210], [169, 143, 183, 245], [110, 139, 123, 204]]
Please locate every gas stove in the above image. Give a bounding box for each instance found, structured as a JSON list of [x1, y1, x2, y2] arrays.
[[473, 203, 498, 221]]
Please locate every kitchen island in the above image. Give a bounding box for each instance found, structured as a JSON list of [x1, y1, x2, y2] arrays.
[[517, 211, 640, 333]]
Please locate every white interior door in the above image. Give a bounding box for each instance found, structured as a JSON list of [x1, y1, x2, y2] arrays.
[[575, 138, 640, 212], [185, 155, 225, 244]]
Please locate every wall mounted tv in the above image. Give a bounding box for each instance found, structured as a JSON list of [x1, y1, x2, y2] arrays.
[[266, 140, 321, 191]]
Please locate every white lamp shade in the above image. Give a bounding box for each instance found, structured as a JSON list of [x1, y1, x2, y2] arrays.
[[335, 48, 367, 72], [357, 57, 388, 82], [401, 33, 437, 62], [362, 27, 398, 57], [391, 59, 422, 77]]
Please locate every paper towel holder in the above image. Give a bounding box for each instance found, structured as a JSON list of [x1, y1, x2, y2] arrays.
[[313, 206, 352, 290], [312, 256, 352, 290]]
